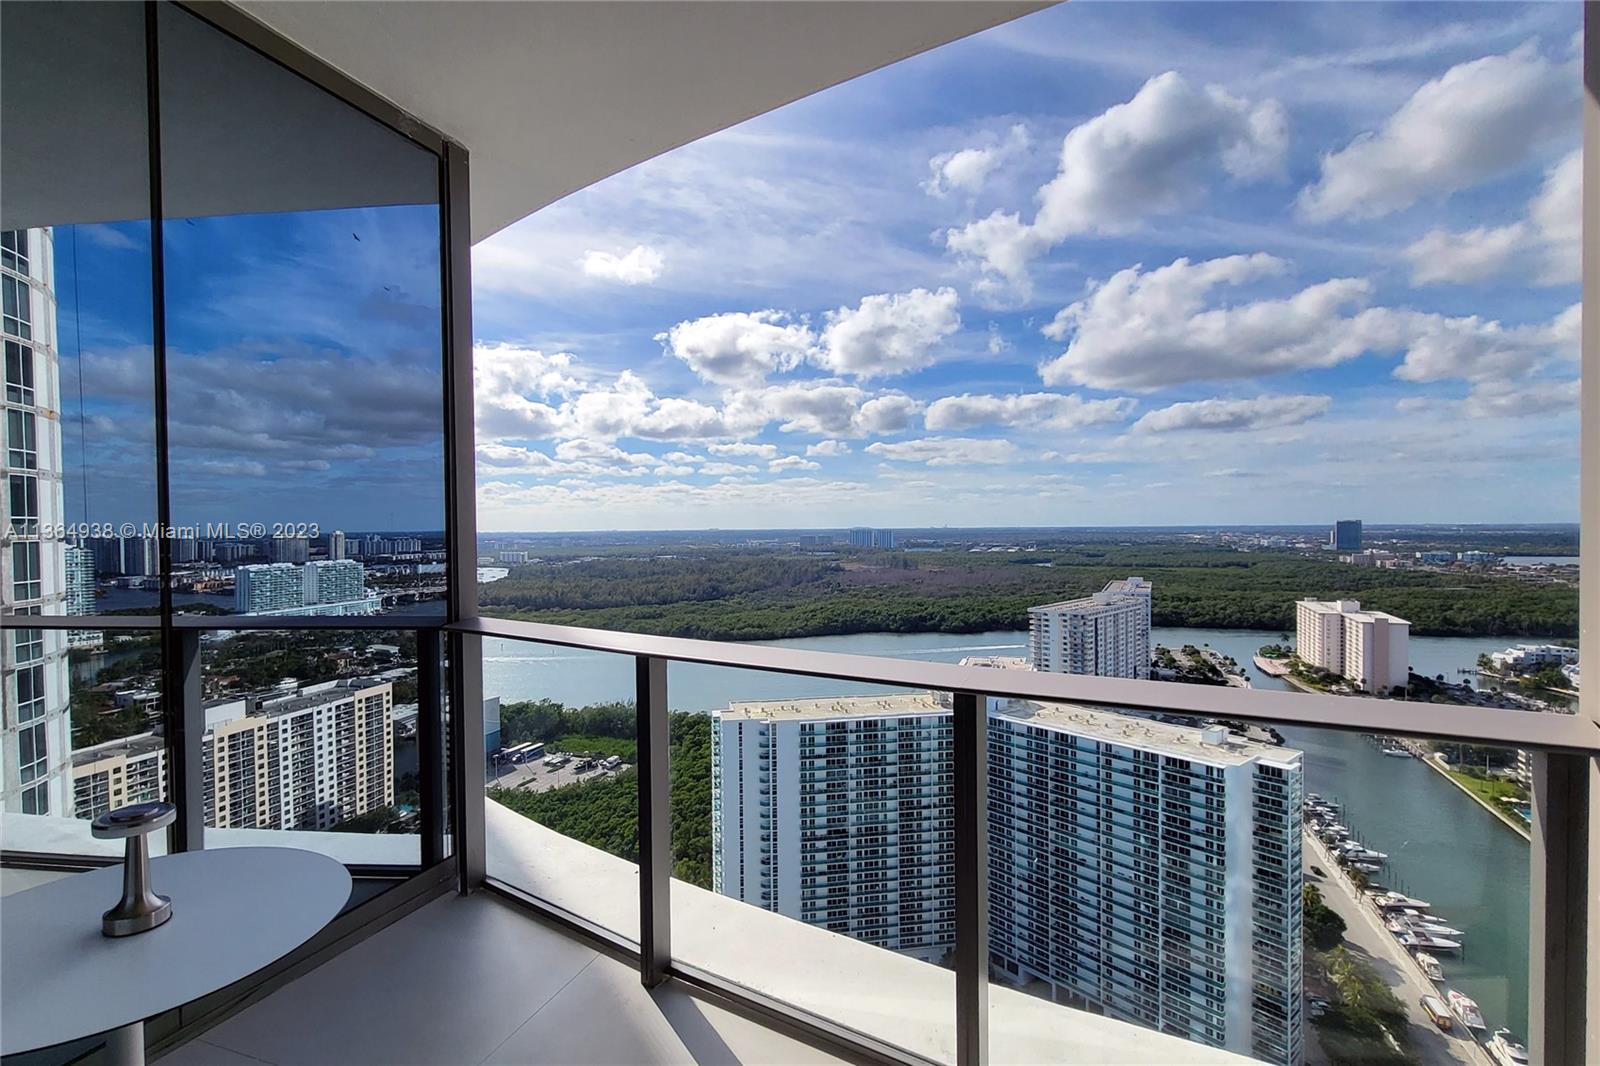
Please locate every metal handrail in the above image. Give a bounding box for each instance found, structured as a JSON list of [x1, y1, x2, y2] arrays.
[[451, 615, 1598, 753]]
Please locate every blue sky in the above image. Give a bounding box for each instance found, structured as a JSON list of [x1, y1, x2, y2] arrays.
[[55, 2, 1582, 534], [470, 1, 1582, 532]]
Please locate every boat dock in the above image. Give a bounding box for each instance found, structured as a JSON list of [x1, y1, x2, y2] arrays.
[[1302, 828, 1493, 1066]]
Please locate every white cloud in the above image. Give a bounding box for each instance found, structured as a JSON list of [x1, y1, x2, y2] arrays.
[[866, 437, 1019, 466], [657, 310, 816, 385], [1040, 253, 1575, 390], [1462, 378, 1580, 418], [805, 440, 851, 457], [769, 455, 822, 473], [699, 461, 758, 476], [708, 442, 780, 459], [1040, 254, 1374, 389], [1130, 394, 1332, 433], [729, 383, 922, 438], [1298, 43, 1576, 222], [1404, 149, 1581, 286], [816, 288, 961, 379], [1404, 224, 1526, 285], [946, 72, 1285, 297], [924, 124, 1030, 197], [923, 392, 1135, 432], [473, 344, 580, 441], [1528, 149, 1581, 284], [579, 245, 665, 285]]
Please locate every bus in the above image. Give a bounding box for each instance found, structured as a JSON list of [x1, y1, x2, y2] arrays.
[[503, 742, 544, 764]]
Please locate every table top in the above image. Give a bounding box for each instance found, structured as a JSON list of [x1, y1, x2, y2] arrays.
[[1, 846, 351, 1055]]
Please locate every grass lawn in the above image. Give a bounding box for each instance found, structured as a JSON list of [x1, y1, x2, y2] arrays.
[[1443, 769, 1529, 831], [549, 734, 637, 761]]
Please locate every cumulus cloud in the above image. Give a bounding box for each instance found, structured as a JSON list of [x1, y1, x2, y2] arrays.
[[472, 344, 579, 440], [1130, 394, 1332, 433], [579, 245, 665, 284], [805, 440, 851, 457], [769, 455, 822, 473], [816, 288, 961, 379], [923, 392, 1135, 432], [1404, 150, 1581, 286], [866, 437, 1019, 466], [727, 383, 922, 438], [1462, 378, 1580, 418], [1298, 43, 1576, 222], [946, 72, 1286, 297], [708, 442, 779, 459], [657, 310, 815, 385], [1040, 253, 1576, 390], [1040, 254, 1373, 389], [924, 124, 1030, 197]]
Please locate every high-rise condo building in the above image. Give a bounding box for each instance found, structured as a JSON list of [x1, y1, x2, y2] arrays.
[[202, 680, 394, 831], [121, 535, 159, 577], [846, 527, 897, 549], [712, 693, 957, 960], [1295, 598, 1410, 694], [712, 691, 1305, 1064], [1028, 577, 1153, 679], [236, 562, 305, 613], [303, 559, 366, 605], [1329, 520, 1362, 552], [64, 544, 102, 650], [988, 703, 1304, 1066], [72, 733, 168, 819], [269, 535, 310, 564], [2, 226, 71, 816], [329, 529, 346, 561]]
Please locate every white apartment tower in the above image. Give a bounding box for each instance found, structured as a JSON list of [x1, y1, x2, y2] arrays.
[[1295, 599, 1410, 694], [712, 693, 957, 960], [988, 703, 1304, 1065], [712, 692, 1305, 1065], [236, 562, 304, 613], [64, 544, 102, 650], [1028, 577, 1153, 679], [2, 226, 72, 816], [303, 559, 365, 605], [201, 680, 394, 831], [72, 733, 168, 820]]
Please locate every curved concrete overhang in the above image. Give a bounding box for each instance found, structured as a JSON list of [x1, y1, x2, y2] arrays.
[[233, 0, 1051, 242]]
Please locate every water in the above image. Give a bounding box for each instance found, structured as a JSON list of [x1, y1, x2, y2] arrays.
[[1501, 555, 1579, 568], [480, 624, 1533, 1038]]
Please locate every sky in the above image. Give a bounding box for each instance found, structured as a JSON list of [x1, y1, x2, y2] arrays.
[[50, 2, 1583, 535], [468, 1, 1583, 532]]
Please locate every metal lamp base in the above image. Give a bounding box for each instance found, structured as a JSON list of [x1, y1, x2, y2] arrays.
[[103, 894, 172, 938]]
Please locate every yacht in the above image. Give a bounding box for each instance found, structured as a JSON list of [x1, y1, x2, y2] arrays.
[[1381, 745, 1412, 758], [1406, 918, 1466, 939], [1488, 1029, 1529, 1066], [1372, 891, 1432, 910], [1447, 989, 1487, 1032], [1412, 951, 1444, 981], [1402, 932, 1462, 953]]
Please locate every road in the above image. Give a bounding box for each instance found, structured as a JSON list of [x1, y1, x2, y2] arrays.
[[1303, 830, 1492, 1066]]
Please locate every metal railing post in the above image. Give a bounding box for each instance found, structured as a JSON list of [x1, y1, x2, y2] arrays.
[[1529, 750, 1594, 1064], [418, 629, 445, 868], [636, 654, 671, 987], [953, 690, 988, 1066], [166, 627, 204, 852]]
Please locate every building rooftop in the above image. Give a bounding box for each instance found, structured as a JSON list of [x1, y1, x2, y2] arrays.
[[719, 691, 947, 722], [1001, 700, 1304, 768], [958, 655, 1033, 671], [1029, 576, 1151, 613], [71, 732, 166, 767]]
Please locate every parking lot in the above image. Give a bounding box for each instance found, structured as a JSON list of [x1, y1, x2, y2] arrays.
[[487, 757, 630, 794]]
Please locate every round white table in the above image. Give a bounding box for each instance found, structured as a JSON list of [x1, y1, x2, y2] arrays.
[[2, 846, 351, 1065]]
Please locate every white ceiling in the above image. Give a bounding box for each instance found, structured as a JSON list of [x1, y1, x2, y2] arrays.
[[235, 1, 1048, 243]]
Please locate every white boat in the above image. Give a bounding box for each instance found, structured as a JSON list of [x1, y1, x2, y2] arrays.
[[1381, 746, 1412, 758], [1402, 932, 1462, 953], [1488, 1028, 1529, 1066], [1447, 989, 1487, 1031], [1412, 951, 1444, 981], [1373, 891, 1432, 910], [1406, 919, 1466, 938]]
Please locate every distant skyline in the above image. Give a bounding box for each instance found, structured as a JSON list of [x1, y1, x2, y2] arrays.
[[472, 2, 1582, 531]]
